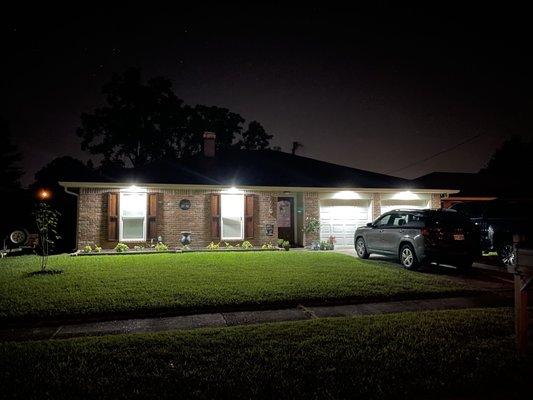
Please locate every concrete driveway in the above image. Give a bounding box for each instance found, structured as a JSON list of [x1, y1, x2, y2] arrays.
[[335, 247, 514, 291]]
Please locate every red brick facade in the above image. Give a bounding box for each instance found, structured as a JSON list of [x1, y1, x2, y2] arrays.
[[77, 188, 281, 249], [76, 187, 445, 250]]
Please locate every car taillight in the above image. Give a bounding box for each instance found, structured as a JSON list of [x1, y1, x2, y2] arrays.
[[421, 227, 430, 237]]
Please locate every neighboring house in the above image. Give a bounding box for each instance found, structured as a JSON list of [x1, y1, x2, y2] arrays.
[[412, 172, 513, 208], [60, 133, 456, 249]]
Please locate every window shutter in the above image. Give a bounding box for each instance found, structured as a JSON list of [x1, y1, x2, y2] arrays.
[[108, 192, 119, 241], [211, 194, 221, 239], [147, 193, 158, 240], [245, 194, 254, 239]]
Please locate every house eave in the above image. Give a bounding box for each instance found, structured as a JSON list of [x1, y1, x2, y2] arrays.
[[59, 181, 460, 195]]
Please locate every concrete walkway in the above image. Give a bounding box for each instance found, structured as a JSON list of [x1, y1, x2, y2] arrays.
[[0, 294, 512, 342]]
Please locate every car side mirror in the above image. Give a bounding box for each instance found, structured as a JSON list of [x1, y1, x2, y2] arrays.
[[366, 222, 374, 227]]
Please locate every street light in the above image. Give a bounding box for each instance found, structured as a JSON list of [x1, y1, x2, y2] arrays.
[[38, 189, 50, 201]]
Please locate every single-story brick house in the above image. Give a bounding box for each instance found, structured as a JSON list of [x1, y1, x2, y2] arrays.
[[60, 133, 457, 249]]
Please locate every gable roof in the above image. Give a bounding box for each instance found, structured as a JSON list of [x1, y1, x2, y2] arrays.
[[60, 150, 455, 192]]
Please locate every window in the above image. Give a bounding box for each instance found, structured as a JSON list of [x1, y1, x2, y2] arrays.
[[375, 214, 391, 227], [390, 213, 409, 227], [120, 192, 147, 241], [221, 194, 244, 240]]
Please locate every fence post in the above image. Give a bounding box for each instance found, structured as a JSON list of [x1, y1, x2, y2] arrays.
[[513, 234, 531, 354]]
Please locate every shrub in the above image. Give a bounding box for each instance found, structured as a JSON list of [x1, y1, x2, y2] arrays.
[[277, 238, 285, 248], [282, 240, 290, 251], [303, 217, 320, 235], [242, 240, 253, 249], [261, 242, 275, 249], [94, 246, 102, 253], [224, 242, 234, 249], [206, 242, 220, 250], [319, 240, 334, 250], [83, 245, 92, 253], [155, 242, 169, 252], [133, 245, 144, 251], [114, 243, 129, 253]]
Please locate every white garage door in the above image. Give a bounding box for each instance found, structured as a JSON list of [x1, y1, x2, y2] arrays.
[[320, 200, 371, 247], [380, 200, 429, 215]]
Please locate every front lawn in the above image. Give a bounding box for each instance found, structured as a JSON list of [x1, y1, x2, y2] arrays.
[[0, 252, 478, 322], [1, 308, 529, 399]]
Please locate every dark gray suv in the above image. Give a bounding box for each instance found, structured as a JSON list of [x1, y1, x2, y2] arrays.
[[354, 209, 479, 269]]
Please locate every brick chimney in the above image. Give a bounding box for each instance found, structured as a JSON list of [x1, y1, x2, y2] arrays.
[[203, 132, 216, 157]]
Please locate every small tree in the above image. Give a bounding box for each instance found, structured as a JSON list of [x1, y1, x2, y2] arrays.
[[33, 203, 61, 271]]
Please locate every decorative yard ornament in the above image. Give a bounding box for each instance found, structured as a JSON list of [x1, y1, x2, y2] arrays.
[[179, 199, 191, 210], [180, 232, 191, 246]]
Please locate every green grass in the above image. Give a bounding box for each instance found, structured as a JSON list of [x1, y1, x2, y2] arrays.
[[1, 308, 529, 399], [0, 252, 478, 322]]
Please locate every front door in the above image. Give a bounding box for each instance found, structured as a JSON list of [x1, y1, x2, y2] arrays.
[[277, 197, 295, 245]]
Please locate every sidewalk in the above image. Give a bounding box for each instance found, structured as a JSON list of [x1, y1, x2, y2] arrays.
[[0, 294, 512, 342]]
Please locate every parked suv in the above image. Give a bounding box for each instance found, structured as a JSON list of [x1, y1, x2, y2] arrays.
[[354, 209, 479, 270], [450, 200, 533, 266]]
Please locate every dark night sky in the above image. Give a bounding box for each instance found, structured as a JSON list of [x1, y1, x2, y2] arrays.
[[2, 3, 532, 186]]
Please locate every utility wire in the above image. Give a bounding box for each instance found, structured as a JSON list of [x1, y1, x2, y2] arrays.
[[385, 133, 483, 175]]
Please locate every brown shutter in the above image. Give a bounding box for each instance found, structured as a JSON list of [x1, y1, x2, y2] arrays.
[[108, 192, 119, 241], [211, 194, 221, 239], [147, 193, 158, 241], [245, 194, 254, 239]]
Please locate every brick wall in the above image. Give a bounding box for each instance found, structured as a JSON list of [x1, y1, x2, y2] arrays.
[[430, 193, 441, 209], [371, 193, 381, 220], [77, 188, 280, 250], [76, 187, 444, 250], [303, 192, 320, 246]]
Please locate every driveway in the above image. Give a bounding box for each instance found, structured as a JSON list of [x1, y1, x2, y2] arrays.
[[335, 248, 514, 292]]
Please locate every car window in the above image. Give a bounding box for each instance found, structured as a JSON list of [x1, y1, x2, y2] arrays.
[[390, 213, 409, 227], [375, 214, 391, 227], [407, 213, 425, 224]]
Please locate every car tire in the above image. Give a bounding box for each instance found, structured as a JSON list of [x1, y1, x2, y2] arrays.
[[497, 243, 516, 267], [399, 243, 419, 270], [355, 237, 370, 259]]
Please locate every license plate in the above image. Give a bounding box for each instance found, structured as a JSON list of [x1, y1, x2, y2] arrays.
[[453, 234, 465, 241]]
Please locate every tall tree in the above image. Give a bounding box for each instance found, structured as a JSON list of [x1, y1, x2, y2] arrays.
[[77, 68, 188, 167], [238, 121, 273, 150], [0, 118, 24, 189], [183, 105, 245, 155], [77, 68, 274, 168], [480, 136, 533, 176]]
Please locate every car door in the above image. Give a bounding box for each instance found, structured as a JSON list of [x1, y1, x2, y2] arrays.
[[380, 212, 409, 254], [365, 214, 392, 252]]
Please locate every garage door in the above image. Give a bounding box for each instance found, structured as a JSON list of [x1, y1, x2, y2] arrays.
[[320, 200, 371, 247], [380, 199, 429, 215]]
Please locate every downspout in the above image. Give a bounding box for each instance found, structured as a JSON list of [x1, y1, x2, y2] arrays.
[[63, 186, 80, 251]]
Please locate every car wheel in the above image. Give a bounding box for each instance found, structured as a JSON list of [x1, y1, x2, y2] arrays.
[[355, 238, 369, 259], [399, 244, 419, 270], [497, 243, 516, 266]]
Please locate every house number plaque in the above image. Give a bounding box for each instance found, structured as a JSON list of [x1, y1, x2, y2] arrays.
[[179, 199, 191, 210]]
